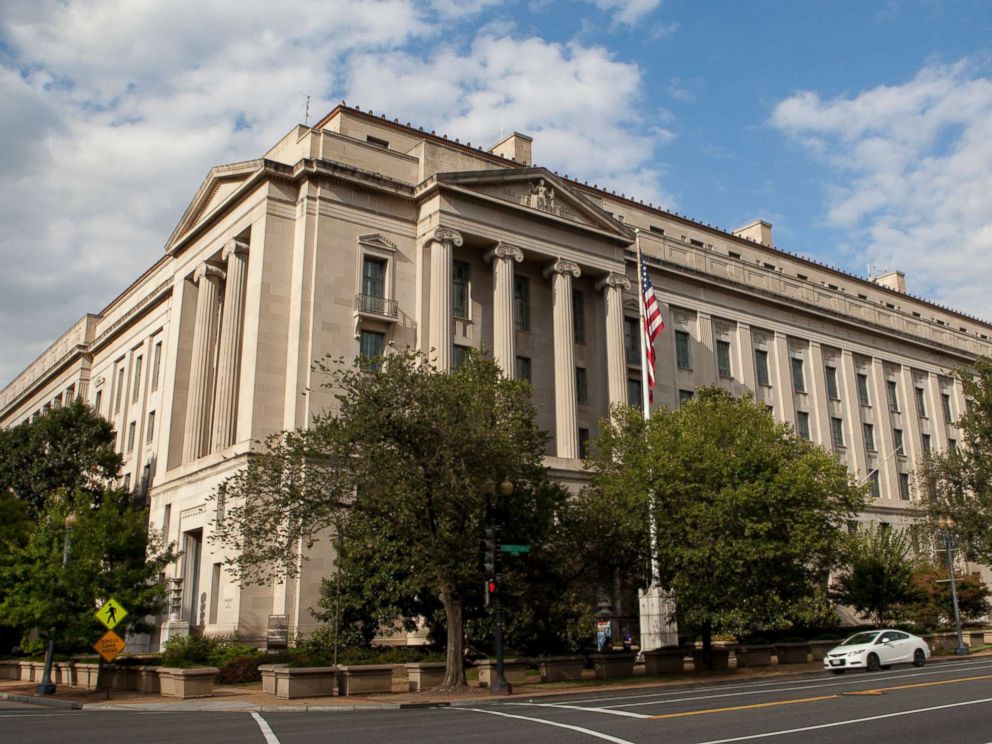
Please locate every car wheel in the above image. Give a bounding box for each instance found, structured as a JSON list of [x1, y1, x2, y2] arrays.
[[913, 649, 926, 667], [866, 653, 880, 672], [831, 669, 846, 675]]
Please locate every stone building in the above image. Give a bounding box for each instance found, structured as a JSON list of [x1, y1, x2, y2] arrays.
[[1, 104, 988, 646]]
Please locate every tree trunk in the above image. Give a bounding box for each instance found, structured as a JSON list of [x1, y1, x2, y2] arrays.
[[439, 582, 467, 688], [701, 620, 713, 671]]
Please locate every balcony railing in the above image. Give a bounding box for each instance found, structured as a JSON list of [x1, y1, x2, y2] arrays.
[[354, 293, 398, 318]]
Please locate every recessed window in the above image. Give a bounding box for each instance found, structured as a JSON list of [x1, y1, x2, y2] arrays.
[[649, 225, 665, 235], [624, 318, 640, 366], [886, 380, 899, 412], [572, 290, 585, 344], [899, 472, 911, 501], [452, 261, 470, 320], [948, 438, 958, 454], [830, 417, 845, 448], [729, 251, 741, 259], [576, 367, 588, 404], [868, 471, 881, 499], [796, 411, 810, 440], [857, 373, 870, 406], [755, 349, 770, 387], [921, 433, 932, 455], [863, 423, 876, 451], [675, 330, 692, 370], [893, 428, 904, 454], [126, 421, 136, 453], [716, 340, 732, 378], [366, 135, 389, 149], [690, 238, 704, 247], [763, 262, 776, 270], [826, 366, 840, 400], [151, 341, 163, 391], [513, 276, 530, 332], [94, 390, 103, 415], [516, 356, 532, 383], [123, 473, 131, 493], [858, 293, 869, 300], [797, 273, 808, 281], [114, 365, 125, 414], [359, 330, 385, 360], [628, 378, 642, 405], [578, 428, 591, 459], [941, 393, 953, 423], [146, 411, 156, 443], [915, 386, 927, 418], [679, 389, 694, 405], [791, 358, 806, 393], [132, 355, 143, 403], [452, 345, 468, 370]]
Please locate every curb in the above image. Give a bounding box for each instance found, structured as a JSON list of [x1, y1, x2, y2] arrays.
[[0, 691, 82, 710]]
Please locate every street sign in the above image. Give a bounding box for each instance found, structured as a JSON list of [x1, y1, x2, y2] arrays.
[[499, 544, 531, 555], [95, 598, 128, 630], [93, 630, 127, 663]]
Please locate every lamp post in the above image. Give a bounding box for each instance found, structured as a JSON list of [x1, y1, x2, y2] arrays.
[[936, 516, 969, 656], [36, 512, 76, 696], [489, 478, 513, 696]]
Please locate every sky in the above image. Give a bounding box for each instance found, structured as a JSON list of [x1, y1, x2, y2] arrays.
[[1, 0, 991, 385]]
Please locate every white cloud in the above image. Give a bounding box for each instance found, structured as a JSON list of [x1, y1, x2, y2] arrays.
[[771, 60, 992, 320], [0, 1, 671, 384], [591, 0, 662, 26]]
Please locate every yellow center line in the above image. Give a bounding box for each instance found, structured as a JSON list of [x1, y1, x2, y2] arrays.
[[648, 695, 839, 720], [844, 673, 992, 696]]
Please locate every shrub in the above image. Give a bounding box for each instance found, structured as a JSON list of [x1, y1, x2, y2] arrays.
[[216, 655, 263, 684]]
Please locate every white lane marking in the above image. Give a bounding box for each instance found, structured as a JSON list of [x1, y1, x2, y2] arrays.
[[251, 711, 281, 744], [507, 702, 650, 719], [693, 696, 992, 744], [456, 707, 637, 743]]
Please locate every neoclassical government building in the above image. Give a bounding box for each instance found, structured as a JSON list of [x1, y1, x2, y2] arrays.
[[2, 105, 988, 646]]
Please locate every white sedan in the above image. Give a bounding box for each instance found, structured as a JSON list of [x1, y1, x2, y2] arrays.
[[823, 629, 930, 673]]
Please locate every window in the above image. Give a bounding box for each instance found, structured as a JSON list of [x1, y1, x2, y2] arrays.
[[361, 256, 386, 299], [366, 135, 389, 149], [649, 225, 665, 235], [516, 356, 532, 383], [132, 355, 143, 403], [578, 428, 591, 459], [576, 367, 588, 404], [863, 423, 876, 451], [915, 386, 927, 417], [857, 373, 870, 406], [791, 358, 806, 393], [893, 428, 904, 454], [868, 470, 881, 499], [151, 341, 162, 391], [52, 393, 62, 409], [675, 330, 691, 370], [921, 433, 932, 455], [146, 411, 156, 443], [886, 379, 899, 411], [690, 238, 703, 247], [126, 421, 136, 453], [899, 472, 911, 501], [797, 273, 808, 281], [359, 330, 385, 359], [114, 366, 125, 414], [628, 378, 642, 405], [123, 473, 131, 493], [452, 345, 468, 370], [716, 340, 732, 378], [948, 438, 958, 454], [755, 349, 770, 386], [679, 389, 694, 405], [942, 393, 953, 423], [624, 318, 640, 365], [826, 366, 839, 400], [728, 251, 741, 259], [94, 390, 103, 415], [830, 417, 845, 448], [513, 276, 530, 331], [572, 290, 585, 344], [452, 261, 470, 319], [796, 411, 810, 440]]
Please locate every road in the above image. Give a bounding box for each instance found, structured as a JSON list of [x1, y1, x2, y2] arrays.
[[3, 656, 992, 743]]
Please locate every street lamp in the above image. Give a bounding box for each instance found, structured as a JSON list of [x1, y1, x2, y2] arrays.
[[36, 512, 77, 696], [488, 479, 513, 696], [936, 516, 969, 656]]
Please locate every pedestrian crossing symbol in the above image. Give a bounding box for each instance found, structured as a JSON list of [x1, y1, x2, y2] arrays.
[[95, 598, 128, 630]]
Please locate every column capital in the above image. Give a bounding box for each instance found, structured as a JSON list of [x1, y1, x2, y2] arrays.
[[595, 271, 631, 292], [428, 227, 463, 248], [194, 263, 226, 284], [543, 258, 581, 279], [222, 238, 249, 261], [484, 242, 524, 263]]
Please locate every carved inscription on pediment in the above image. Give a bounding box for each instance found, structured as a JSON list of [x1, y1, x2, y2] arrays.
[[476, 179, 585, 224]]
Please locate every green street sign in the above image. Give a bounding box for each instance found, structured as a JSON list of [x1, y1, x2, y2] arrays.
[[95, 598, 128, 631], [500, 544, 531, 555]]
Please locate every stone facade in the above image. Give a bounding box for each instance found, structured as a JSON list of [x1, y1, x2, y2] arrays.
[[2, 105, 989, 645]]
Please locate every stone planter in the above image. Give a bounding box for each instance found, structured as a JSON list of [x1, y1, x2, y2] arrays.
[[775, 642, 811, 665], [810, 640, 838, 661], [157, 667, 219, 699], [263, 666, 338, 699], [405, 662, 447, 691], [259, 664, 290, 696], [691, 648, 731, 672], [537, 656, 586, 682], [734, 645, 774, 668], [590, 652, 636, 680], [644, 647, 689, 675], [927, 633, 960, 652], [75, 663, 101, 690], [54, 662, 76, 687], [134, 666, 161, 693], [0, 660, 21, 680], [18, 661, 34, 682], [964, 630, 985, 647], [337, 664, 395, 695], [476, 658, 530, 687]]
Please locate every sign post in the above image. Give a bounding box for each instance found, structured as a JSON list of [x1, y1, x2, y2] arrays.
[[93, 598, 129, 699]]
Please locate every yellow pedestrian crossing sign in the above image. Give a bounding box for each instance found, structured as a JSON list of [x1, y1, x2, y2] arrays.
[[95, 598, 128, 630]]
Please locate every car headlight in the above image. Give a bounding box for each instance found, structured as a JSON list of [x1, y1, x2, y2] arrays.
[[846, 650, 864, 657]]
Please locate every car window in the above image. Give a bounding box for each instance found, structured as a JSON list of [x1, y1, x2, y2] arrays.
[[841, 632, 880, 646], [879, 632, 897, 642], [891, 632, 910, 640]]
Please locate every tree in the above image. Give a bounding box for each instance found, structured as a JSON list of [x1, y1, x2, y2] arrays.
[[919, 356, 992, 563], [908, 561, 991, 630], [213, 350, 557, 688], [830, 526, 920, 627], [584, 388, 866, 664]]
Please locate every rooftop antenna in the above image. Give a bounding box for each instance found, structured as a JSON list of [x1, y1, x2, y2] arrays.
[[300, 92, 311, 126]]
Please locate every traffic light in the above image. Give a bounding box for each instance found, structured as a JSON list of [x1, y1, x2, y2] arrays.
[[482, 527, 498, 576], [484, 577, 498, 606]]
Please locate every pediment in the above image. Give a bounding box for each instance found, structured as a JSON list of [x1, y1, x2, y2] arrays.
[[435, 168, 633, 241], [358, 233, 398, 253], [165, 160, 264, 251]]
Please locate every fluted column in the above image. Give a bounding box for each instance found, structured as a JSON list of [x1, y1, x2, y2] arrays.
[[899, 365, 922, 466], [485, 242, 524, 377], [870, 358, 898, 500], [926, 371, 949, 452], [545, 258, 581, 459], [771, 332, 796, 425], [183, 263, 225, 463], [596, 272, 631, 408], [807, 342, 831, 447], [212, 239, 249, 452], [840, 350, 868, 478], [427, 227, 462, 371]]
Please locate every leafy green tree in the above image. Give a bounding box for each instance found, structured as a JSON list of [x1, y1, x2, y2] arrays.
[[919, 357, 992, 562], [584, 388, 866, 664], [908, 561, 991, 630], [830, 526, 920, 627], [0, 489, 175, 651], [213, 350, 557, 688]]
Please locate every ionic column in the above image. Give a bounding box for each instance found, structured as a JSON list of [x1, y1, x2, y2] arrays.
[[485, 242, 523, 377], [183, 263, 225, 463], [596, 272, 631, 409], [736, 323, 756, 390], [212, 239, 249, 452], [427, 227, 462, 371], [545, 258, 581, 459], [771, 332, 796, 425], [807, 342, 832, 447]]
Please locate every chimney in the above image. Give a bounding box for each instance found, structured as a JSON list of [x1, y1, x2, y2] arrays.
[[872, 270, 907, 293], [488, 131, 532, 166], [733, 220, 773, 247]]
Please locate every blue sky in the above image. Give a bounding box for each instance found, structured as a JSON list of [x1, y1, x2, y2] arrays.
[[1, 0, 991, 384]]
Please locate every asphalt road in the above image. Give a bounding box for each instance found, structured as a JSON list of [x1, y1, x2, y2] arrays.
[[4, 657, 992, 743]]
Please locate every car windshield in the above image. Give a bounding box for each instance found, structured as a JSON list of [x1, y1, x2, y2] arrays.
[[840, 631, 880, 646]]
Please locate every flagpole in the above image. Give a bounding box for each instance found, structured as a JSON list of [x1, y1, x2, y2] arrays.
[[635, 232, 660, 585]]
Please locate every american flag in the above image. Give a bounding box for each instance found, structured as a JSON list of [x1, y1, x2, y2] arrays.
[[640, 258, 664, 401]]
